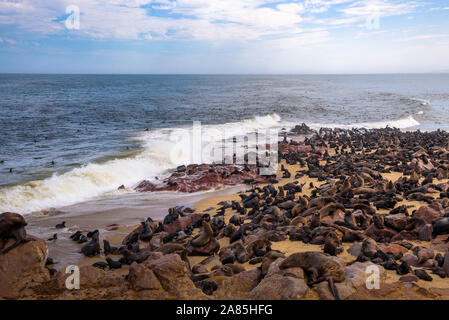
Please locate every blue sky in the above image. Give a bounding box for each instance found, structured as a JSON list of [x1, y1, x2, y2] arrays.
[[0, 0, 448, 73]]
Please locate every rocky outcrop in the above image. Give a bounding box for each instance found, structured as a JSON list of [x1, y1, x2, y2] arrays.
[[0, 236, 50, 299]]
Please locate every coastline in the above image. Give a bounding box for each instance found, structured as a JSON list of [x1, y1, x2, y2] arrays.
[[3, 125, 449, 300]]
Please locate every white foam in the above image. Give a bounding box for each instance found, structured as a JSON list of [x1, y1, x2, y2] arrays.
[[308, 114, 420, 130], [0, 113, 284, 214]]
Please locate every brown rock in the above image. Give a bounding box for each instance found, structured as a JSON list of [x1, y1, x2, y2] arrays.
[[399, 275, 418, 282], [401, 254, 419, 267], [444, 253, 449, 277], [187, 238, 220, 256], [413, 203, 445, 224], [249, 274, 308, 300], [147, 253, 206, 299], [214, 268, 261, 299], [364, 224, 397, 241], [418, 224, 433, 241], [0, 236, 50, 299], [384, 214, 408, 231], [316, 281, 356, 300], [128, 262, 163, 291], [192, 264, 209, 274]]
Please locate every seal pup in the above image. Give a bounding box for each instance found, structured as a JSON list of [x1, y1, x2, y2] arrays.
[[0, 212, 35, 254], [280, 251, 345, 300]]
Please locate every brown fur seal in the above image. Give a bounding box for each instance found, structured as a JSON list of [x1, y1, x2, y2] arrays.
[[190, 221, 213, 247], [280, 251, 345, 299], [0, 212, 35, 254]]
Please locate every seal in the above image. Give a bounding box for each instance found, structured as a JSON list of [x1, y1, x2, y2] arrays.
[[280, 251, 345, 300], [0, 212, 35, 254], [190, 221, 213, 247], [55, 221, 66, 229], [81, 230, 100, 257]]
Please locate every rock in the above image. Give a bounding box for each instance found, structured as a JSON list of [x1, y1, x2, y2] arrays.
[[187, 238, 220, 256], [0, 236, 50, 299], [381, 244, 408, 259], [384, 214, 408, 231], [214, 268, 261, 299], [316, 281, 356, 300], [413, 203, 445, 224], [399, 275, 418, 283], [391, 231, 418, 242], [128, 262, 163, 291], [401, 254, 419, 267], [192, 264, 209, 274], [146, 253, 206, 299], [163, 214, 202, 234], [344, 262, 386, 288], [265, 257, 285, 278], [364, 224, 397, 241], [249, 274, 308, 300], [413, 247, 434, 265], [418, 224, 433, 241]]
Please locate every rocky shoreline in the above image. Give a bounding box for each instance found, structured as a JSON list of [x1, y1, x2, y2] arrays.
[[3, 125, 449, 300]]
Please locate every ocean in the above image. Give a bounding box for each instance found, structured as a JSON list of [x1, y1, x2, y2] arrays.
[[1, 74, 449, 214]]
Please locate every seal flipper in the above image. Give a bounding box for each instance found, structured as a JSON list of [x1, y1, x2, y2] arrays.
[[327, 277, 340, 300]]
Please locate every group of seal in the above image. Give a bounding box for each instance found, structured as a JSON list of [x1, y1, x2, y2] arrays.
[[4, 124, 449, 300]]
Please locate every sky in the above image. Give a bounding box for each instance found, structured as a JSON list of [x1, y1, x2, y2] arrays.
[[0, 0, 449, 74]]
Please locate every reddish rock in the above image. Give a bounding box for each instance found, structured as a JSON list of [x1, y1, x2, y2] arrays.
[[399, 275, 418, 282], [214, 268, 262, 299], [391, 231, 418, 242], [146, 253, 206, 299], [192, 264, 209, 274], [128, 262, 163, 291], [364, 224, 397, 241], [418, 224, 433, 241], [382, 244, 408, 258], [249, 274, 308, 300], [384, 214, 408, 231], [413, 203, 445, 224], [163, 215, 194, 234], [187, 238, 220, 256], [0, 236, 50, 299]]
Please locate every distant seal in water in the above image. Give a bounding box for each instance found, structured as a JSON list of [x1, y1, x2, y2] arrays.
[[0, 212, 35, 254], [47, 233, 57, 242], [190, 221, 213, 247], [280, 251, 345, 300], [55, 221, 65, 229], [70, 231, 82, 241]]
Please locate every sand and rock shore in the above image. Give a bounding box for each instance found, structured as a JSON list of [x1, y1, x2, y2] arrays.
[[3, 124, 449, 300]]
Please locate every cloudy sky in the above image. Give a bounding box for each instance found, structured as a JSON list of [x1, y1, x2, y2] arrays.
[[0, 0, 448, 73]]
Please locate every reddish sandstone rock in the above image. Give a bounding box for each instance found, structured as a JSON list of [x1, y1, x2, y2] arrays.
[[391, 231, 418, 242], [418, 224, 433, 241], [127, 262, 163, 291], [364, 224, 397, 241], [187, 238, 220, 256], [384, 214, 408, 231], [192, 264, 209, 274], [413, 203, 445, 224], [381, 244, 408, 258], [146, 253, 207, 299], [0, 236, 50, 299], [163, 215, 195, 234], [249, 274, 308, 300], [214, 268, 261, 299]]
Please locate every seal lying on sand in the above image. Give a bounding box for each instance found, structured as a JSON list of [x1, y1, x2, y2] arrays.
[[0, 212, 35, 254], [280, 251, 345, 299]]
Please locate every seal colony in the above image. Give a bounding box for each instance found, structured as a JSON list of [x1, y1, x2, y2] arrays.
[[4, 124, 449, 300]]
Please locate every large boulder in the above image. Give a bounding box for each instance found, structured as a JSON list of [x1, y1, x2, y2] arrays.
[[0, 236, 50, 299], [146, 253, 206, 299], [384, 214, 408, 231], [249, 274, 308, 300], [187, 238, 220, 256], [214, 268, 261, 299], [413, 203, 445, 224]]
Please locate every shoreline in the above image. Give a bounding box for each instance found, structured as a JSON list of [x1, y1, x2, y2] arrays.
[[3, 125, 449, 300]]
